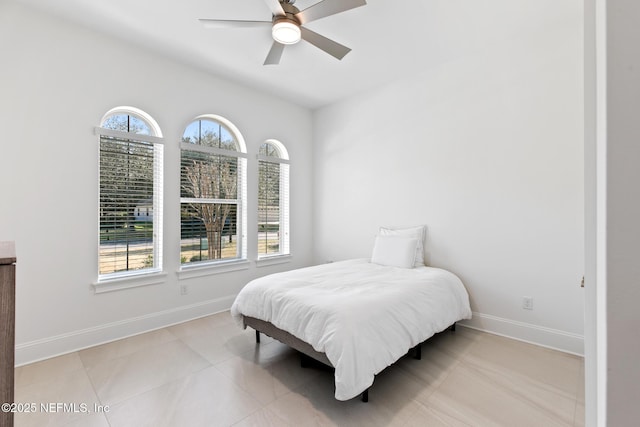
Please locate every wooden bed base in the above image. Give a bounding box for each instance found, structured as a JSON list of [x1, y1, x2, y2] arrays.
[[243, 316, 456, 402]]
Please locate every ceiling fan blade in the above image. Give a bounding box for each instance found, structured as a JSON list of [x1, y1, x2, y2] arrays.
[[263, 0, 286, 17], [296, 0, 366, 25], [264, 42, 285, 65], [300, 27, 351, 60], [198, 19, 271, 29]]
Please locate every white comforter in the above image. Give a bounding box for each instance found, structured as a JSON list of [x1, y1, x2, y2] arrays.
[[230, 259, 472, 400]]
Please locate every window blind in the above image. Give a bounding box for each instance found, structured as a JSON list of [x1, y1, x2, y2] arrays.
[[99, 134, 162, 277], [258, 155, 290, 258]]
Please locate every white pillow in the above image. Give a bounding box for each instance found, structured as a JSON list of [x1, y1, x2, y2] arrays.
[[379, 225, 426, 267], [371, 235, 418, 269]]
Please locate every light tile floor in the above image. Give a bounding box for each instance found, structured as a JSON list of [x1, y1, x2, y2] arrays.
[[13, 311, 585, 426]]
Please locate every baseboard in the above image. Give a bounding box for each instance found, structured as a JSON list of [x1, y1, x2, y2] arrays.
[[16, 304, 585, 366], [15, 295, 236, 366], [459, 311, 584, 356]]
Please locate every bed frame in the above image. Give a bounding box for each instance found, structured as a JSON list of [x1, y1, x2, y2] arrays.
[[243, 315, 456, 402]]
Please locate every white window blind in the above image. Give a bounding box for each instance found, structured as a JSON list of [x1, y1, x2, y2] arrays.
[[97, 110, 163, 280], [258, 141, 290, 258]]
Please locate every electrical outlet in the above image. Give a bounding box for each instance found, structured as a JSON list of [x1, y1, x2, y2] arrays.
[[522, 296, 533, 310], [180, 285, 188, 296]]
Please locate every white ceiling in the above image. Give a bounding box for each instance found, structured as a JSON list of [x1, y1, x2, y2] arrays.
[[14, 0, 567, 109]]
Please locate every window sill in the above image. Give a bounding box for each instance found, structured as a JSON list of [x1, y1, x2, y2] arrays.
[[256, 254, 292, 268], [93, 271, 167, 294], [178, 259, 250, 280]]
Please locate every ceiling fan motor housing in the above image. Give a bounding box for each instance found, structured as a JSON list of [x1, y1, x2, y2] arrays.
[[272, 1, 302, 44]]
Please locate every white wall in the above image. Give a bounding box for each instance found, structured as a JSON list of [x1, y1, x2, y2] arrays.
[[313, 3, 584, 353], [585, 2, 640, 424], [0, 2, 314, 365], [602, 1, 640, 424]]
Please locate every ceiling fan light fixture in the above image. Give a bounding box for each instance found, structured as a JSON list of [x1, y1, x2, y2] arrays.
[[272, 20, 301, 45]]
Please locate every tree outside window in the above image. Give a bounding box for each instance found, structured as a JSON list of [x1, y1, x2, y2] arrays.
[[180, 117, 245, 265]]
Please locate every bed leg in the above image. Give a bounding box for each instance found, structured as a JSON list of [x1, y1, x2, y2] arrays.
[[362, 388, 369, 403], [450, 322, 456, 332], [255, 330, 260, 343], [413, 343, 422, 360]]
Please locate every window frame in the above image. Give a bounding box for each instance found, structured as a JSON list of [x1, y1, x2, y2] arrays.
[[94, 107, 165, 293], [178, 114, 248, 274], [257, 139, 290, 263]]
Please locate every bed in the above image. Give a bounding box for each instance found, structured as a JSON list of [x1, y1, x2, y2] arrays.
[[230, 227, 472, 402]]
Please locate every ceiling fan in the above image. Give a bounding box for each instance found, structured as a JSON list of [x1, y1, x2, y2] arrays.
[[199, 0, 367, 65]]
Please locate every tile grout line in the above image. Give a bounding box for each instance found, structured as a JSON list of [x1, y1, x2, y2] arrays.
[[77, 349, 113, 427]]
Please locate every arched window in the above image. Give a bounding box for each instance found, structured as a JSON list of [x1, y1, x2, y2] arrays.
[[180, 115, 247, 265], [258, 140, 289, 258], [97, 107, 163, 280]]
